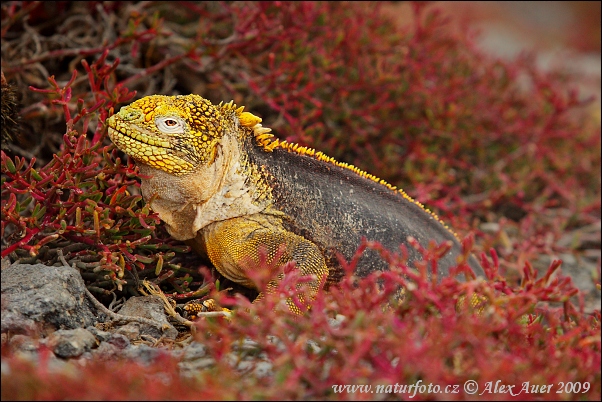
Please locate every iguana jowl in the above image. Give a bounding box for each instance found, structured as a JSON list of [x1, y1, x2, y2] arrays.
[[107, 94, 482, 311]]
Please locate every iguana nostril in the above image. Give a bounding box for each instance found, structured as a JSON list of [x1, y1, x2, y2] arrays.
[[118, 108, 141, 121]]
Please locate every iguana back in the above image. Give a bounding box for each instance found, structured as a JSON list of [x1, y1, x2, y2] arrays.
[[246, 135, 482, 280]]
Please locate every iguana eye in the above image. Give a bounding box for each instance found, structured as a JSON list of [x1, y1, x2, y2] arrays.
[[156, 117, 184, 133]]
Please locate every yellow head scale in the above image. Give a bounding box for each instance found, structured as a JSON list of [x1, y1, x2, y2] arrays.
[[108, 94, 229, 175]]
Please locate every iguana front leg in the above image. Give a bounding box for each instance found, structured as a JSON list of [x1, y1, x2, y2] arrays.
[[193, 214, 328, 313]]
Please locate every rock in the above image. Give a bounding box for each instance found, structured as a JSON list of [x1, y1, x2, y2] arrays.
[[107, 333, 130, 349], [8, 334, 40, 354], [85, 326, 112, 342], [90, 341, 123, 361], [124, 344, 165, 365], [1, 257, 11, 270], [231, 337, 262, 353], [45, 328, 97, 358], [179, 358, 216, 375], [180, 341, 207, 360], [534, 254, 601, 313], [0, 311, 39, 335], [1, 264, 100, 333], [178, 357, 217, 375], [177, 342, 217, 376], [253, 361, 273, 378], [328, 314, 347, 330], [479, 222, 500, 233], [114, 323, 141, 340], [116, 295, 178, 340]]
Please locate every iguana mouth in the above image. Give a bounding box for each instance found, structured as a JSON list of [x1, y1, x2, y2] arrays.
[[107, 124, 195, 175], [108, 126, 172, 150]]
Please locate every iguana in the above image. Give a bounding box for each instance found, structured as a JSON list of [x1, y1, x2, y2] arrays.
[[107, 94, 483, 312]]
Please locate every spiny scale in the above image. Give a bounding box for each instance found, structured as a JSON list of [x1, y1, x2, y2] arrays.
[[242, 114, 455, 239], [217, 99, 455, 238]]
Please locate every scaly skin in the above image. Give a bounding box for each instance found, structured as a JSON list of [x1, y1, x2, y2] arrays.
[[107, 94, 483, 312]]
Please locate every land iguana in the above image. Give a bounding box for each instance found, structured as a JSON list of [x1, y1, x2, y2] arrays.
[[107, 94, 483, 311]]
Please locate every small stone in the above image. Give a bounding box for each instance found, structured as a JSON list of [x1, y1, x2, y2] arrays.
[[479, 222, 500, 233], [328, 314, 347, 330], [116, 296, 178, 340], [85, 326, 112, 342], [125, 344, 164, 366], [234, 358, 253, 371], [178, 357, 217, 376], [8, 334, 39, 353], [306, 339, 321, 354], [0, 311, 38, 335], [114, 323, 140, 340], [558, 253, 577, 266], [232, 337, 262, 353], [92, 341, 123, 360], [107, 333, 131, 349], [1, 257, 12, 270], [181, 341, 207, 361], [46, 328, 97, 358], [254, 361, 273, 378]]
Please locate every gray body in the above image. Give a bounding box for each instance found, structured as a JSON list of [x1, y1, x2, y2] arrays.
[[247, 138, 483, 281]]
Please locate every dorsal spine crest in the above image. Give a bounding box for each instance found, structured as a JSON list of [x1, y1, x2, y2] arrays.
[[227, 105, 457, 239]]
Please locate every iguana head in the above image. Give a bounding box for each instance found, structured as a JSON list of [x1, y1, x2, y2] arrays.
[[107, 94, 263, 175]]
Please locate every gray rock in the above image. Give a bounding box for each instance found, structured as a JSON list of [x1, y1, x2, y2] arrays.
[[180, 341, 208, 361], [125, 344, 165, 365], [8, 334, 40, 353], [178, 357, 217, 376], [5, 347, 68, 373], [534, 254, 601, 313], [1, 264, 99, 332], [231, 337, 263, 354], [1, 257, 12, 270], [114, 322, 141, 340], [327, 314, 347, 330], [91, 341, 124, 361], [107, 332, 131, 349], [85, 326, 112, 342], [0, 311, 39, 335], [253, 361, 273, 378], [178, 343, 215, 376], [224, 353, 272, 378], [45, 328, 97, 358], [116, 295, 178, 340]]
